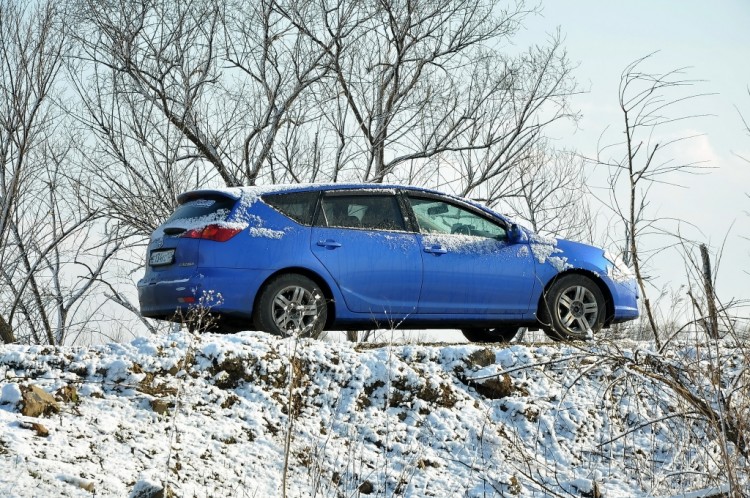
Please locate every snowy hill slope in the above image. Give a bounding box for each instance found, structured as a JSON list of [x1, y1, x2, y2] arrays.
[[0, 332, 745, 497]]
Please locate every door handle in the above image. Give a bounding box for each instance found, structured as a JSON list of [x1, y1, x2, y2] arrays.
[[424, 245, 447, 255], [317, 239, 342, 249]]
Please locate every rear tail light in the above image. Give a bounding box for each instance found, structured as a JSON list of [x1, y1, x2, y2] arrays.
[[182, 224, 242, 242]]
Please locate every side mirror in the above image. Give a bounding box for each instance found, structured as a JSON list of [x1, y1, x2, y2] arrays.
[[507, 224, 522, 244]]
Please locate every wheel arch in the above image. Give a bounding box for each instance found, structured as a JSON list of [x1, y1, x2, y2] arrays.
[[253, 267, 337, 329], [536, 269, 615, 327]]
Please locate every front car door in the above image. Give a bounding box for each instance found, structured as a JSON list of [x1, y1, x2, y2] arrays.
[[310, 191, 423, 314], [405, 193, 536, 315]]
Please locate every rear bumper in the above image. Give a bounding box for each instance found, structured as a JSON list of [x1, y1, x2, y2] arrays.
[[137, 268, 272, 321]]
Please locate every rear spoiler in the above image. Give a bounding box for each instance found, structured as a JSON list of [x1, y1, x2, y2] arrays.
[[176, 188, 243, 205]]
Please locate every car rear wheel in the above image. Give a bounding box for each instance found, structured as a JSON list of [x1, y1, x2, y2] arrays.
[[461, 327, 519, 343], [541, 274, 605, 341], [254, 274, 327, 339]]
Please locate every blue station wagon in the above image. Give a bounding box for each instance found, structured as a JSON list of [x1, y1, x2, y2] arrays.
[[138, 184, 639, 341]]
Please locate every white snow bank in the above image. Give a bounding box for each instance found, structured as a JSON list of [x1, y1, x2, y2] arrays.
[[0, 334, 745, 497]]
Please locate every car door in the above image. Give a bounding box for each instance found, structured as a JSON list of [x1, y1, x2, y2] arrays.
[[405, 194, 535, 314], [310, 191, 423, 314]]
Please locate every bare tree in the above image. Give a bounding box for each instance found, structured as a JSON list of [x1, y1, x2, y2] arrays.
[[1, 0, 67, 343], [74, 0, 579, 193], [489, 145, 593, 241], [72, 0, 331, 190], [0, 0, 120, 345], [279, 1, 578, 188], [594, 53, 712, 349], [451, 34, 580, 203]]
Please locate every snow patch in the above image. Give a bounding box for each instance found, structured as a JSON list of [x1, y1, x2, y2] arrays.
[[1, 383, 21, 406], [233, 207, 286, 239], [248, 227, 286, 239], [423, 234, 503, 255], [152, 208, 233, 239], [529, 234, 571, 271], [0, 334, 746, 497], [605, 251, 637, 283]]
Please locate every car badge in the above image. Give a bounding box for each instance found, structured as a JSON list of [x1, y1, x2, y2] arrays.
[[153, 238, 164, 249]]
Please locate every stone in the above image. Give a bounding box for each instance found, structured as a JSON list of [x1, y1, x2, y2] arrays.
[[21, 385, 60, 417]]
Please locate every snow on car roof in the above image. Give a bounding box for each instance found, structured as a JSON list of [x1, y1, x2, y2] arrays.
[[176, 183, 443, 204], [176, 184, 511, 222]]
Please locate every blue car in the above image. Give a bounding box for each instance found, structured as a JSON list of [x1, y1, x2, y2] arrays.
[[138, 184, 639, 341]]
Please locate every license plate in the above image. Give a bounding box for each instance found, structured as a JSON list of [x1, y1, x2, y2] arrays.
[[149, 249, 175, 266]]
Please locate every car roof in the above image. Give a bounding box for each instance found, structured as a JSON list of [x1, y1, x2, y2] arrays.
[[175, 183, 506, 223], [177, 183, 442, 203]]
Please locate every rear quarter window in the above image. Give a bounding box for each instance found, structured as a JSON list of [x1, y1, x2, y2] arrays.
[[262, 191, 319, 225], [315, 194, 406, 231]]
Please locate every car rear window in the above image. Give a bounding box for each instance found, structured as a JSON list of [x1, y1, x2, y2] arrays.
[[262, 191, 319, 225], [166, 196, 236, 224]]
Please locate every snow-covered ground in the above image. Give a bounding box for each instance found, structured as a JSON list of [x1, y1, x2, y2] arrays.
[[0, 331, 745, 497]]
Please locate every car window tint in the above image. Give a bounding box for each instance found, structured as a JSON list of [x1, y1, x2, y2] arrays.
[[262, 191, 318, 225], [407, 196, 506, 239], [166, 196, 235, 224], [317, 194, 406, 231]]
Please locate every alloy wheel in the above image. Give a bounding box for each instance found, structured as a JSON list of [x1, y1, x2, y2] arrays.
[[555, 284, 599, 337], [272, 285, 322, 335]]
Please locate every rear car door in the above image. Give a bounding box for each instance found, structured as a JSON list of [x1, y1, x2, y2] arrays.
[[405, 194, 535, 314], [310, 191, 423, 314]]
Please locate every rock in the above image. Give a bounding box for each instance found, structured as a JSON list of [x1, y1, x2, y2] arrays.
[[20, 421, 49, 437], [129, 478, 165, 498], [55, 385, 78, 404], [358, 480, 374, 495], [31, 422, 49, 437], [59, 475, 95, 492], [21, 385, 60, 417], [150, 399, 172, 415], [466, 348, 496, 368], [471, 373, 514, 399]]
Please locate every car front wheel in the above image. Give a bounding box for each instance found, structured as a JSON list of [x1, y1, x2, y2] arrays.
[[254, 274, 327, 339], [541, 275, 605, 341], [462, 327, 519, 343]]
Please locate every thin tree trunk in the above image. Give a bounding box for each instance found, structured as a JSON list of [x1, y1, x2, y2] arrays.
[[700, 244, 719, 339], [0, 314, 15, 344]]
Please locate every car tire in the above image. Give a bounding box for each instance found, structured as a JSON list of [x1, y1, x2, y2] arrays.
[[254, 274, 327, 339], [461, 327, 519, 343], [540, 274, 605, 341]]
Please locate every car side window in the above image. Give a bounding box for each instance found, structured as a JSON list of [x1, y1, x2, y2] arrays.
[[316, 194, 406, 231], [262, 191, 319, 225], [407, 196, 506, 239]]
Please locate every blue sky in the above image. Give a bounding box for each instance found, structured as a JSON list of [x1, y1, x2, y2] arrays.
[[518, 1, 750, 308]]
